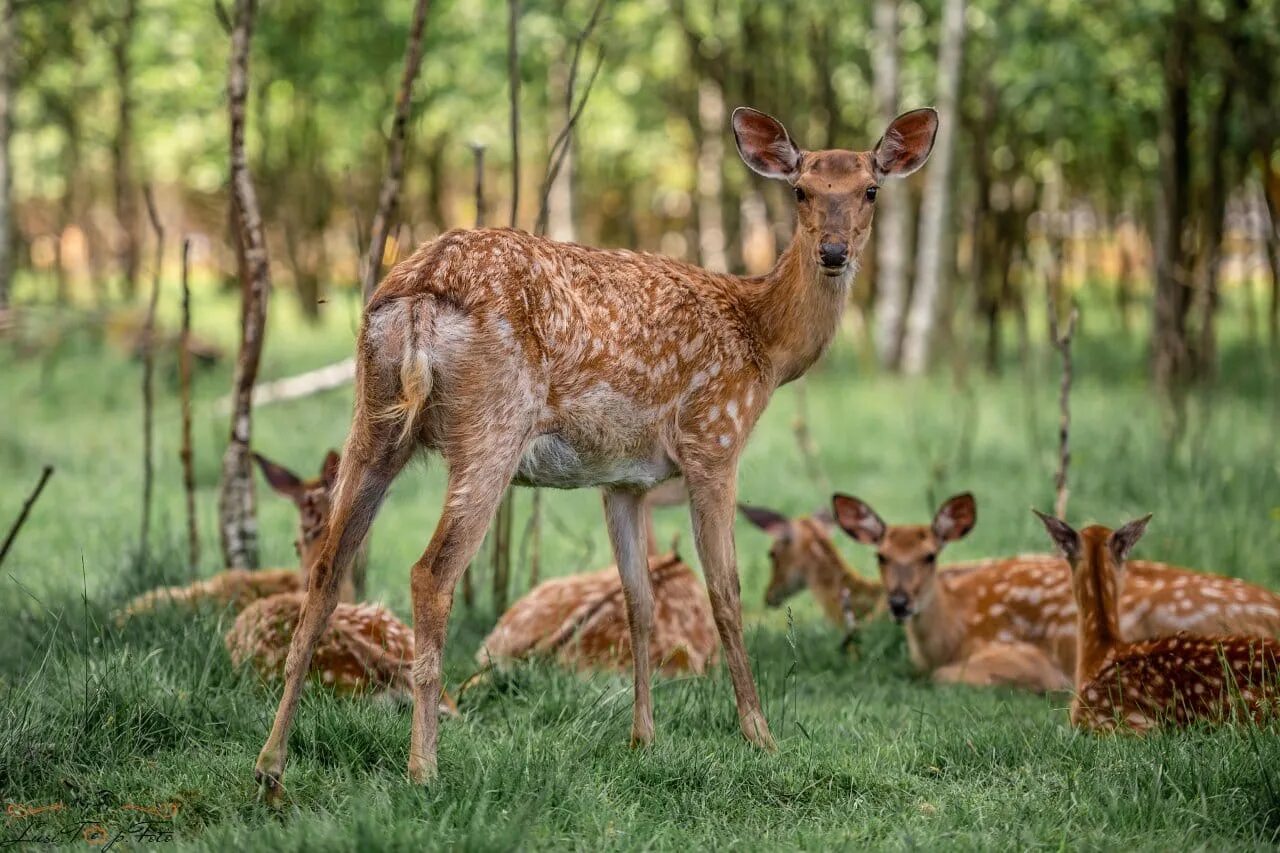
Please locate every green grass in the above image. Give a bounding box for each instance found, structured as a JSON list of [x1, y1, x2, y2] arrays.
[[2, 278, 1279, 849]]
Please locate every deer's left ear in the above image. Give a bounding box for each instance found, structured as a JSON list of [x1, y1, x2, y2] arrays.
[[254, 453, 304, 501], [932, 492, 976, 543], [321, 450, 341, 490], [873, 108, 939, 179], [732, 107, 803, 181], [1109, 514, 1152, 566], [1032, 509, 1080, 562]]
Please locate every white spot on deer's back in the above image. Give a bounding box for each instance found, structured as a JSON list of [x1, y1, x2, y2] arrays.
[[719, 434, 731, 449]]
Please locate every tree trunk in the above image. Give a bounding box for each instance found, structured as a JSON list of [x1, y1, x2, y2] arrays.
[[1152, 1, 1195, 389], [545, 60, 575, 243], [1262, 171, 1280, 347], [871, 0, 910, 368], [900, 0, 967, 375], [112, 0, 139, 298], [360, 0, 431, 303], [0, 0, 12, 309], [696, 78, 728, 273], [219, 0, 272, 570], [1192, 70, 1234, 377]]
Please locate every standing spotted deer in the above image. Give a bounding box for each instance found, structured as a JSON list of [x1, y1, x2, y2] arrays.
[[254, 106, 940, 794], [832, 493, 1280, 692], [1034, 512, 1280, 732]]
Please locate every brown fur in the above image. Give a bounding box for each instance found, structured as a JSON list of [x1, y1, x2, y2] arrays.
[[1036, 514, 1280, 732], [833, 494, 1280, 692], [478, 553, 719, 676], [254, 106, 940, 792], [225, 593, 458, 716], [738, 505, 884, 630]]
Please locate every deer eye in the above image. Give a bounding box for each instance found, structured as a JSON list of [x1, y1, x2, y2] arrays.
[[876, 554, 887, 566], [865, 186, 879, 202], [793, 186, 806, 202], [924, 553, 937, 565]]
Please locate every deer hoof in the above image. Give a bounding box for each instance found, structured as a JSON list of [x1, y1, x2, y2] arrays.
[[253, 767, 284, 805], [741, 712, 777, 752]]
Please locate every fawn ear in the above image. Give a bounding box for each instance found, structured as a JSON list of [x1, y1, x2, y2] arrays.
[[932, 492, 976, 543], [732, 108, 803, 181], [738, 503, 789, 536], [873, 108, 939, 179], [1032, 509, 1080, 561], [832, 494, 886, 545], [254, 453, 304, 501], [1109, 514, 1152, 566], [320, 450, 341, 491]]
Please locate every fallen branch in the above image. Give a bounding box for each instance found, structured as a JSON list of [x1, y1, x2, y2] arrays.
[[213, 357, 355, 414], [140, 185, 164, 556], [359, 0, 432, 303], [1047, 291, 1078, 520], [179, 236, 200, 577], [0, 466, 54, 569]]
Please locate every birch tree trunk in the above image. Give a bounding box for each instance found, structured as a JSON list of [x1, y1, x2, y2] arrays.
[[871, 0, 909, 368], [900, 0, 967, 375], [546, 60, 575, 243], [0, 0, 12, 310], [219, 0, 272, 570]]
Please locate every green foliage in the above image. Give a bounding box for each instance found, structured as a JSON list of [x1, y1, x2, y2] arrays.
[[1, 286, 1278, 847]]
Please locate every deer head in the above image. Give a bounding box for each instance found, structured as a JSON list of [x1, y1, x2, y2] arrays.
[[1033, 510, 1152, 646], [738, 503, 837, 607], [732, 106, 938, 277], [254, 450, 341, 582], [832, 492, 976, 622]]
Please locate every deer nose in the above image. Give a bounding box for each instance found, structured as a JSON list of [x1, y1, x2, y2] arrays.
[[818, 242, 848, 269], [887, 592, 912, 622]]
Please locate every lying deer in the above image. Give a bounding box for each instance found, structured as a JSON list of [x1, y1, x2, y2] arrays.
[[738, 504, 883, 642], [254, 105, 941, 793], [226, 593, 458, 716], [477, 551, 719, 676], [1035, 512, 1280, 732], [116, 451, 365, 623], [831, 492, 1280, 691]]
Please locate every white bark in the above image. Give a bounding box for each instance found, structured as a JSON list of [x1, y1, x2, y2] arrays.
[[696, 78, 727, 273], [871, 0, 908, 368], [900, 0, 967, 375], [546, 60, 575, 242]]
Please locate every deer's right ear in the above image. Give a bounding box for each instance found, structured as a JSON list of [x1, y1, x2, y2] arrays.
[[732, 108, 802, 181], [254, 453, 304, 501], [1109, 514, 1152, 566], [832, 494, 886, 545], [1032, 509, 1080, 561], [738, 503, 789, 536], [873, 108, 939, 179]]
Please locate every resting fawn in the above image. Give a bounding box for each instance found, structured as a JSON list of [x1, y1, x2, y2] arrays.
[[477, 551, 719, 676], [254, 105, 941, 794], [116, 451, 361, 622], [1035, 512, 1280, 732], [738, 504, 883, 642], [832, 493, 1280, 691]]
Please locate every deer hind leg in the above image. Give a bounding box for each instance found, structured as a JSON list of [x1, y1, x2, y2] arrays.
[[407, 438, 529, 783], [686, 470, 775, 750], [254, 340, 421, 800], [932, 642, 1071, 693], [603, 487, 656, 747]]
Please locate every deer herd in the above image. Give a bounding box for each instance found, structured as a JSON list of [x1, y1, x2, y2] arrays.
[[116, 106, 1280, 798]]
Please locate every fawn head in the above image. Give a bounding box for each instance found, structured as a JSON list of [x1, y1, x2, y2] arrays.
[[1033, 511, 1151, 623], [732, 106, 938, 276], [738, 503, 836, 607], [832, 492, 976, 622], [254, 450, 341, 571]]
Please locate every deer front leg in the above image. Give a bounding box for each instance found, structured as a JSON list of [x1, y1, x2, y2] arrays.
[[603, 487, 655, 747], [932, 642, 1071, 693], [686, 470, 776, 751]]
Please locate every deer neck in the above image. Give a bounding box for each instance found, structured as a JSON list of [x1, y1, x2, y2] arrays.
[[905, 575, 965, 669], [1073, 541, 1122, 683], [805, 534, 867, 625], [743, 231, 853, 386]]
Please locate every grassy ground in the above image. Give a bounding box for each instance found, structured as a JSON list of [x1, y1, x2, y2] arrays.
[[1, 278, 1279, 849]]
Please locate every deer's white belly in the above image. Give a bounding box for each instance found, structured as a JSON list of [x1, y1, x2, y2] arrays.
[[513, 433, 677, 490]]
